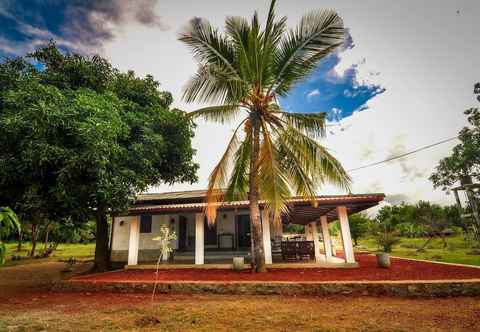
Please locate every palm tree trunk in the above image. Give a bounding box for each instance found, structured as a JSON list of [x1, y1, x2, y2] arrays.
[[249, 116, 266, 272]]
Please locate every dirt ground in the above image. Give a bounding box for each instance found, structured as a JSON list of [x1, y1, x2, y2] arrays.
[[1, 262, 480, 332]]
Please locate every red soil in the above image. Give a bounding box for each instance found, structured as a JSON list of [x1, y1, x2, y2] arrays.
[[72, 254, 480, 283]]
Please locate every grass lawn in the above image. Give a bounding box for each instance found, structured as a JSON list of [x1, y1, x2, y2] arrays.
[[3, 235, 479, 268], [357, 235, 480, 266], [3, 242, 95, 267]]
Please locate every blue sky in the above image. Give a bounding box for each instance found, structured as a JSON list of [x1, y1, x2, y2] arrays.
[[0, 1, 383, 125], [280, 34, 385, 123]]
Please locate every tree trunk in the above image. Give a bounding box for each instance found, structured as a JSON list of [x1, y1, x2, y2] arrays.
[[417, 236, 432, 252], [16, 230, 23, 252], [248, 116, 266, 273], [94, 206, 110, 272], [43, 222, 51, 252], [465, 189, 480, 240], [30, 224, 38, 257]]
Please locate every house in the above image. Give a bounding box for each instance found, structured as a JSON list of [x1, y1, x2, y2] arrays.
[[110, 190, 384, 267]]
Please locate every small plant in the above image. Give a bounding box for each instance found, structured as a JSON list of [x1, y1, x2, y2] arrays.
[[152, 225, 177, 263], [370, 206, 402, 253], [151, 225, 176, 301], [374, 232, 400, 253]]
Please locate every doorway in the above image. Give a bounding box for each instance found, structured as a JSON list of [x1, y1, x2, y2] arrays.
[[236, 214, 251, 249]]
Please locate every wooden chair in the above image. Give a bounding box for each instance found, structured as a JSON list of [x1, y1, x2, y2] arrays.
[[281, 241, 298, 261], [297, 241, 315, 261]]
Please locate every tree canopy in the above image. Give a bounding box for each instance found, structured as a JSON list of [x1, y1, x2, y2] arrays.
[[430, 84, 480, 191], [0, 42, 199, 270]]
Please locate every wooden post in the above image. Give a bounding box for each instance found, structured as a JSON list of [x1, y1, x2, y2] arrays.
[[262, 209, 272, 264], [320, 215, 333, 261], [127, 216, 140, 266], [337, 206, 355, 263], [195, 213, 204, 265]]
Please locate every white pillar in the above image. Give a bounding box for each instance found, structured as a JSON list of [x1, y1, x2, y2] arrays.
[[305, 223, 313, 241], [320, 215, 333, 261], [195, 213, 204, 265], [261, 209, 272, 264], [127, 216, 140, 265], [337, 206, 355, 263], [309, 222, 322, 262]]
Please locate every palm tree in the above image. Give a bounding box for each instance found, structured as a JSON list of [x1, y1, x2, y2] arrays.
[[179, 0, 351, 272]]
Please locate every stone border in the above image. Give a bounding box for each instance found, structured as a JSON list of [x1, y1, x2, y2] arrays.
[[53, 279, 480, 298]]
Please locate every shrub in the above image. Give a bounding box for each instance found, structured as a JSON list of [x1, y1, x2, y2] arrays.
[[374, 232, 400, 253]]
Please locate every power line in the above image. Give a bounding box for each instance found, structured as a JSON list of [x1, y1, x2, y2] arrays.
[[347, 136, 459, 172]]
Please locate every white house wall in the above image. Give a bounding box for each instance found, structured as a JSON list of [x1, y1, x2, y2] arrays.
[[111, 209, 251, 262]]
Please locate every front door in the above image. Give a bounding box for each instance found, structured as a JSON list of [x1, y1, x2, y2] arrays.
[[236, 215, 251, 248], [204, 219, 217, 246], [178, 216, 187, 251]]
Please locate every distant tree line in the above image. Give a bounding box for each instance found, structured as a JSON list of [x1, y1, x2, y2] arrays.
[[345, 201, 466, 253]]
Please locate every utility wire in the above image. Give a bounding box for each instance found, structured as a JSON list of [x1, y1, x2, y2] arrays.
[[347, 136, 459, 173]]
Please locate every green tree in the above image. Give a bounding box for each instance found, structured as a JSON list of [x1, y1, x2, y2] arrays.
[[430, 84, 480, 239], [0, 43, 199, 270], [179, 0, 350, 272], [0, 207, 20, 264], [348, 213, 372, 246], [371, 206, 403, 252], [414, 201, 451, 250]]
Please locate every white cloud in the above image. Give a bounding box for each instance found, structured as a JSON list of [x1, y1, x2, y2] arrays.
[[306, 89, 320, 100]]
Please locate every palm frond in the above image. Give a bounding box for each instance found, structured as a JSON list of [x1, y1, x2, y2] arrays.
[[205, 119, 247, 224], [224, 128, 252, 201], [257, 120, 291, 220], [261, 0, 287, 88], [225, 16, 254, 82], [270, 9, 345, 95], [188, 105, 244, 124], [275, 135, 318, 202], [278, 126, 351, 192], [179, 17, 240, 79], [182, 64, 246, 104], [274, 111, 327, 138]]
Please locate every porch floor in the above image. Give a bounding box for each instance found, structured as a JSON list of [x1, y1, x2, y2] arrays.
[[131, 250, 351, 268]]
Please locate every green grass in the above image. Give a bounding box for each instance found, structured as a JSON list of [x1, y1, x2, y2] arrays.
[[3, 242, 95, 267], [357, 235, 480, 266], [3, 235, 480, 268]]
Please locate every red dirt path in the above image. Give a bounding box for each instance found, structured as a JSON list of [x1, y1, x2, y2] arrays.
[[73, 255, 480, 283]]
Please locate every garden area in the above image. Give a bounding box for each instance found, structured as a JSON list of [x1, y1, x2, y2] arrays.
[[359, 235, 480, 266]]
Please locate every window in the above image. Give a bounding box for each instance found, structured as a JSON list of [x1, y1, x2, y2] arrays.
[[140, 215, 152, 233]]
